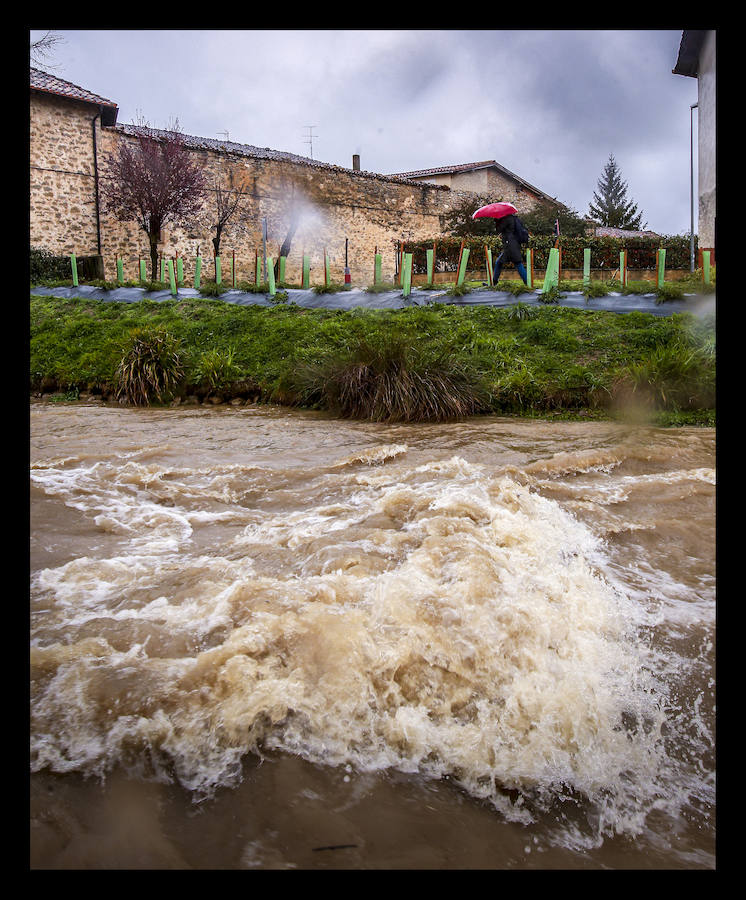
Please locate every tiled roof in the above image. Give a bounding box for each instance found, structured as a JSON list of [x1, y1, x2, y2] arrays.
[[391, 160, 497, 178], [114, 123, 444, 188], [389, 159, 556, 203], [30, 67, 118, 123]]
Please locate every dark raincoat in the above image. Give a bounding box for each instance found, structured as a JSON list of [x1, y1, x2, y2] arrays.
[[495, 215, 522, 264]]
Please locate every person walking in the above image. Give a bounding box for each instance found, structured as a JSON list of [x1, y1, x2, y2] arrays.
[[492, 214, 528, 285]]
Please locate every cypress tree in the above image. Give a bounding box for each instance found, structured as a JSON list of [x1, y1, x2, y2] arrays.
[[588, 154, 645, 230]]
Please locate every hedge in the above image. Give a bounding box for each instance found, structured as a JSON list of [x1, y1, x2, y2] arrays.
[[402, 234, 696, 273], [30, 247, 74, 283]]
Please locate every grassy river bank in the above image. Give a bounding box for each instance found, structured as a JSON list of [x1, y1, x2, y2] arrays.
[[29, 291, 715, 426]]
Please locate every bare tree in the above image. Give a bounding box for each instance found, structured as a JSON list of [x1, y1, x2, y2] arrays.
[[101, 118, 207, 280], [204, 171, 252, 259], [270, 182, 307, 280], [30, 31, 65, 70]]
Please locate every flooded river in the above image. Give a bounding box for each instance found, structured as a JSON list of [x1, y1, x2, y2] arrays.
[[29, 402, 716, 868]]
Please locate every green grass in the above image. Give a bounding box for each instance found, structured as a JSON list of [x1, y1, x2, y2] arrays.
[[29, 294, 715, 424]]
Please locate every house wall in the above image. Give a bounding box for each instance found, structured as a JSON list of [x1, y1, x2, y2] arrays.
[[30, 92, 102, 256], [697, 30, 716, 253], [403, 169, 544, 211]]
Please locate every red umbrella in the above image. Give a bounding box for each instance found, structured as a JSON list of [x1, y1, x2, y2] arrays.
[[472, 202, 517, 220]]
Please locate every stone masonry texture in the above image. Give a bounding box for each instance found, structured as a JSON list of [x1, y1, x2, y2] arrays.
[[31, 89, 543, 286]]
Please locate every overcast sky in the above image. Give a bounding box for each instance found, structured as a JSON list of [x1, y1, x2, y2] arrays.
[[30, 29, 700, 236]]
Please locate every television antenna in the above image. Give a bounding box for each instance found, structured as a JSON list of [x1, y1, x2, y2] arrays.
[[218, 130, 230, 142], [303, 126, 318, 159]]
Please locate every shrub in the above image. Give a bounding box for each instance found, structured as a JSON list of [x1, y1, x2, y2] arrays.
[[30, 247, 72, 283], [445, 284, 472, 297], [193, 346, 240, 393], [538, 286, 562, 304], [655, 282, 686, 303], [497, 280, 534, 296], [198, 279, 227, 297], [313, 282, 352, 294], [116, 328, 185, 406], [583, 280, 610, 299], [288, 334, 490, 422]]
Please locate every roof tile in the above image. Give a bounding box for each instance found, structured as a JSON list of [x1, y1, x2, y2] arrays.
[[30, 67, 118, 110]]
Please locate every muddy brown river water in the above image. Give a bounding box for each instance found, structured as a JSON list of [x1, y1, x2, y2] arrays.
[[29, 402, 715, 868]]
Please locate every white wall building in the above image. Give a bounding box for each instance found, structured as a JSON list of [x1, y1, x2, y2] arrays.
[[673, 30, 716, 258]]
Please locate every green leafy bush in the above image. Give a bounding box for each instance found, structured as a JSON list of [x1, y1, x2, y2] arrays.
[[30, 247, 72, 283], [198, 280, 227, 297]]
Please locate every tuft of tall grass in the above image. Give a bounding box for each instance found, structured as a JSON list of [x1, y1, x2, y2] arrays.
[[612, 338, 715, 411], [288, 334, 489, 422], [505, 301, 538, 321], [193, 346, 240, 393], [116, 328, 185, 406]]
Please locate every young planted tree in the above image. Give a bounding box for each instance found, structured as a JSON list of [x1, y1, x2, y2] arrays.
[[205, 171, 252, 259], [588, 153, 646, 230], [101, 118, 207, 280]]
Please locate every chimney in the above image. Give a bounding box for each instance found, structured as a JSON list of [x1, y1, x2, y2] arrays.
[[352, 154, 360, 171]]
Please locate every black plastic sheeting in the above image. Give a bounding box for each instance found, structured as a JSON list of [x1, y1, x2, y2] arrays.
[[30, 284, 716, 317]]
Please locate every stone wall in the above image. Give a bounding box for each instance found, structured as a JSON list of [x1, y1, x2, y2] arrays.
[[31, 91, 543, 287], [30, 92, 102, 256]]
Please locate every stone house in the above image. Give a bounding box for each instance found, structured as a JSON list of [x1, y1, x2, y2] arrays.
[[30, 67, 559, 285], [387, 160, 558, 211], [673, 29, 716, 259]]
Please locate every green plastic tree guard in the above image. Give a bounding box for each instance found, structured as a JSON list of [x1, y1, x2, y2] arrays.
[[703, 250, 711, 284], [267, 257, 276, 297], [194, 256, 202, 290], [177, 257, 184, 286], [374, 253, 382, 285], [486, 247, 493, 286], [456, 248, 470, 286], [657, 248, 666, 288], [620, 250, 628, 287], [402, 253, 413, 298], [583, 248, 591, 286], [542, 248, 559, 292], [70, 253, 78, 287], [167, 259, 177, 296], [302, 255, 310, 289], [278, 256, 286, 284], [325, 252, 331, 286], [139, 259, 147, 282], [215, 256, 222, 285], [116, 258, 124, 284], [426, 248, 434, 285]]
